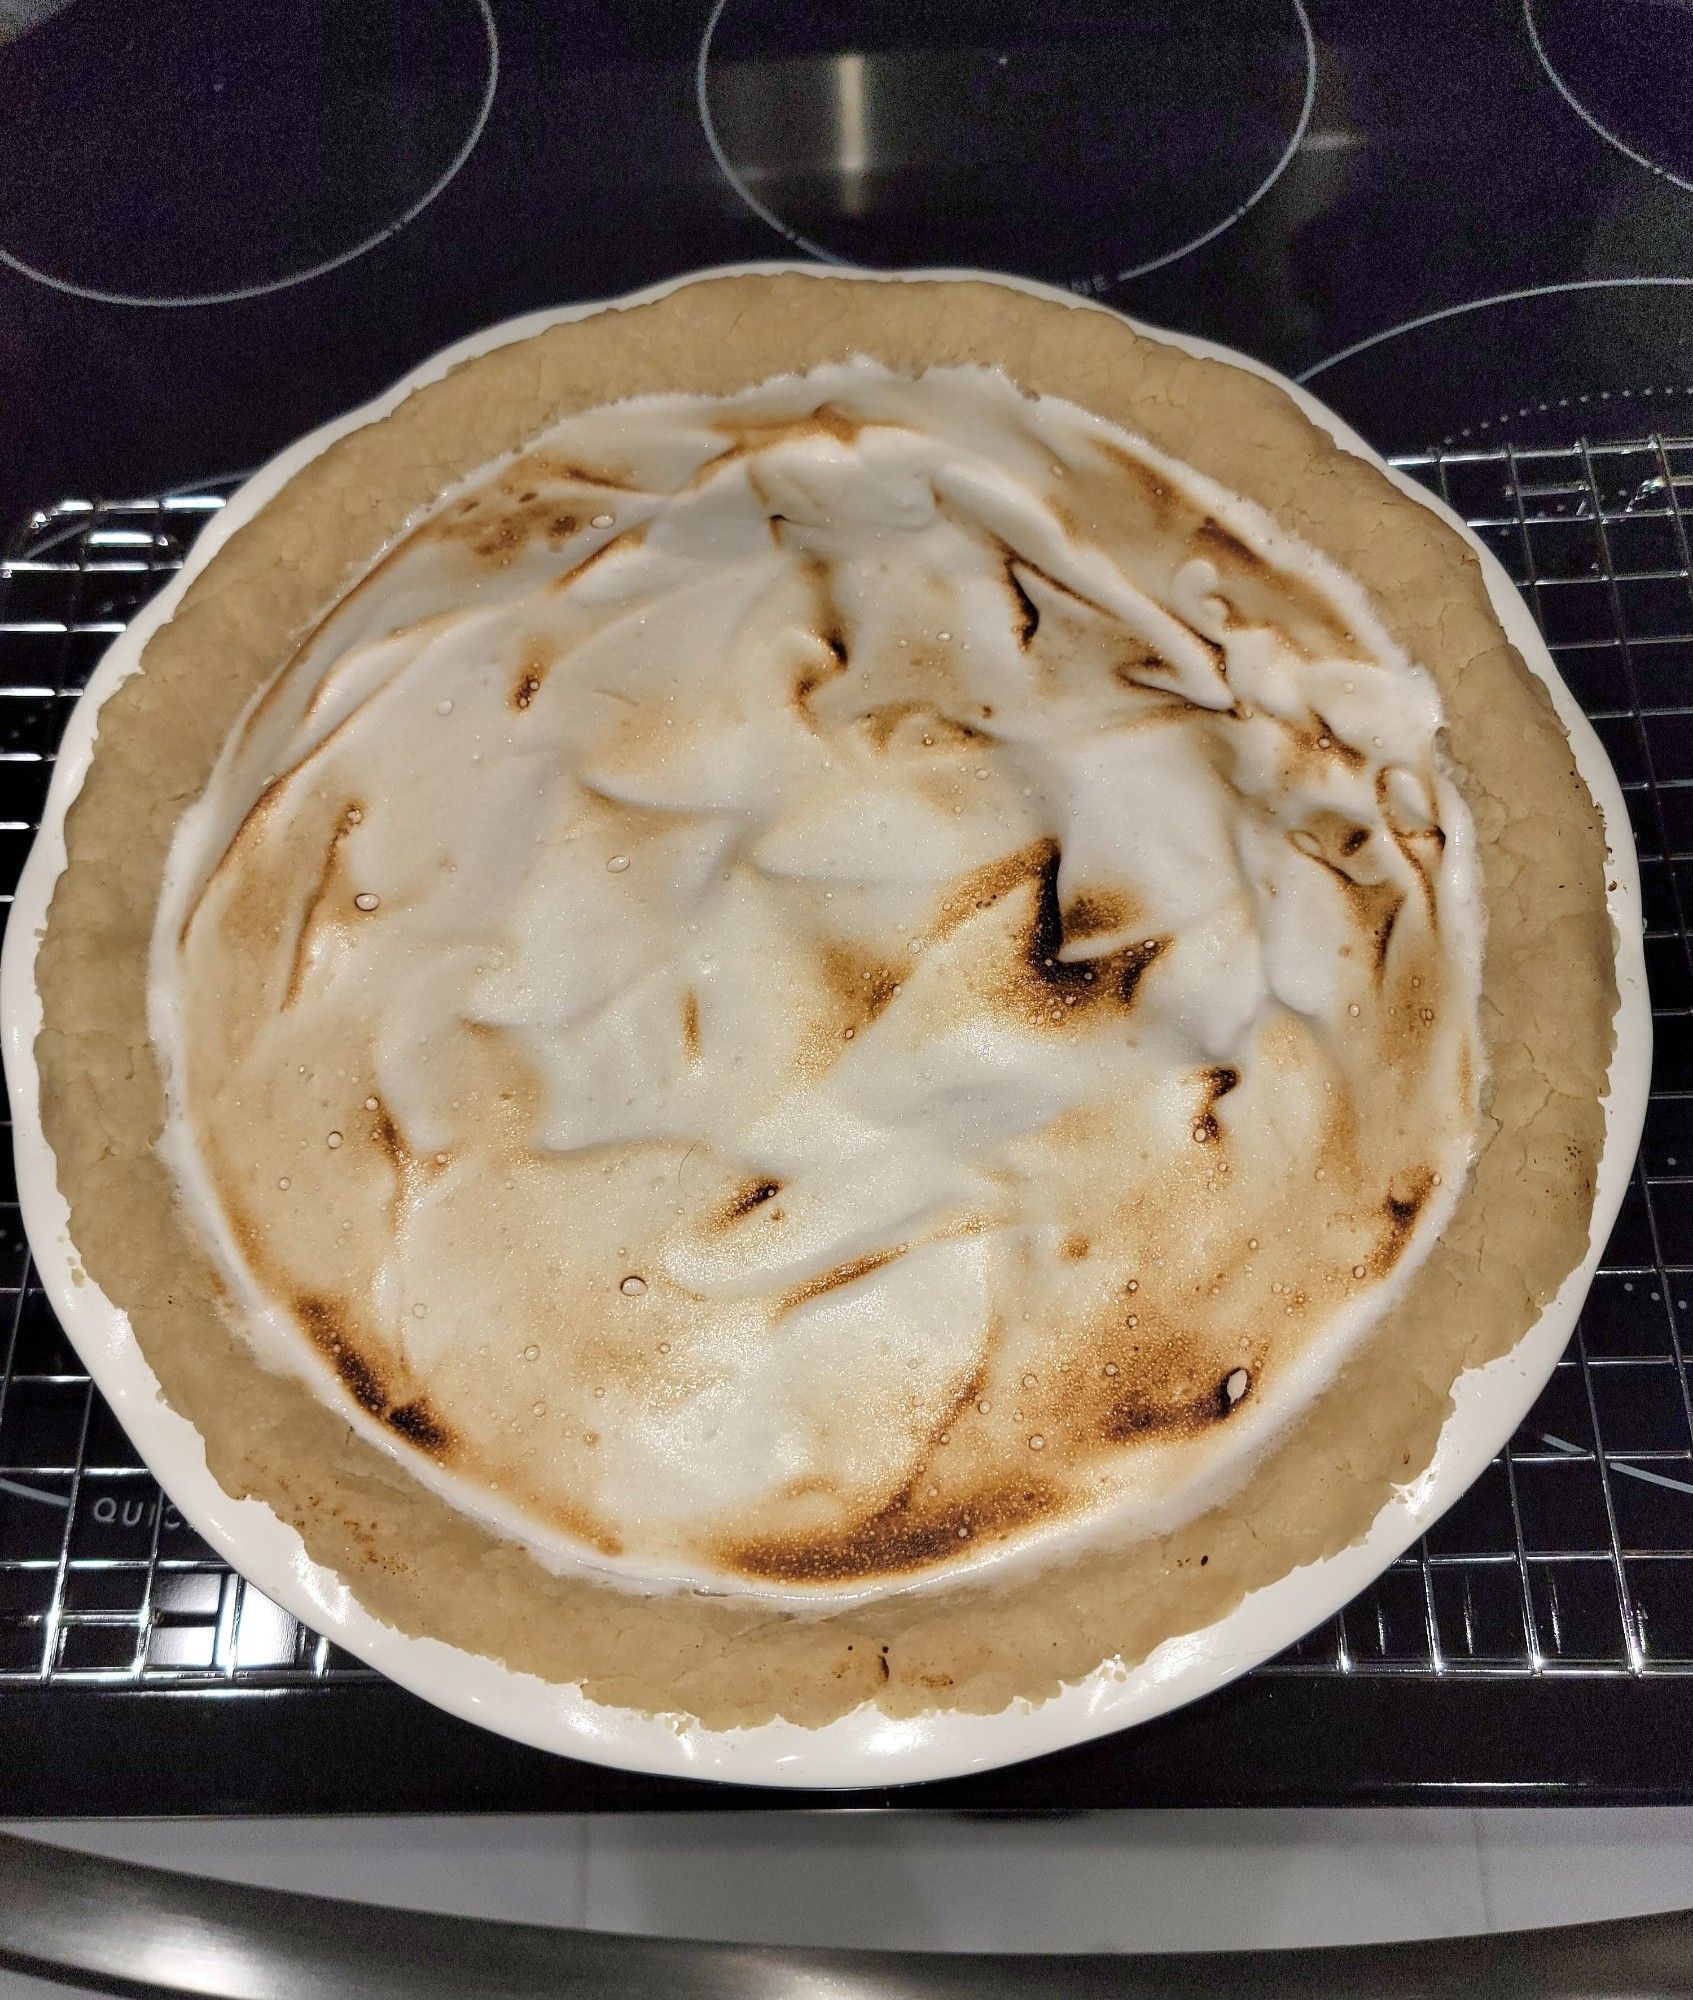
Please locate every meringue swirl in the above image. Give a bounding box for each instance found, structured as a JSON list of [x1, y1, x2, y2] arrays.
[[152, 362, 1483, 1599]]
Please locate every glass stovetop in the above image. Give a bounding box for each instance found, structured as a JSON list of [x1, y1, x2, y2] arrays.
[[1, 0, 1692, 1813], [1, 0, 1691, 530]]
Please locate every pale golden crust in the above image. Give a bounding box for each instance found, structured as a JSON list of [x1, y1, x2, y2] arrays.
[[35, 275, 1615, 1727]]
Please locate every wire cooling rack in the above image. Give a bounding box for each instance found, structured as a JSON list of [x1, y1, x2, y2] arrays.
[[1, 441, 1692, 1695]]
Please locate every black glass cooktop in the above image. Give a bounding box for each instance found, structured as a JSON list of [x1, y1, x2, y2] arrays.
[[3, 0, 1693, 530], [2, 0, 1693, 1813]]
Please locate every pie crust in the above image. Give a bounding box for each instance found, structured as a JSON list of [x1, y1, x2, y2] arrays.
[[35, 274, 1614, 1727]]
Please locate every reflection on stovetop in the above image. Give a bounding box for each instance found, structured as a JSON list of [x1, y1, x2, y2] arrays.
[[1, 0, 1691, 520], [699, 0, 1316, 285]]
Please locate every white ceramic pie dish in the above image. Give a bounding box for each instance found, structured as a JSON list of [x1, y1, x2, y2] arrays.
[[1, 265, 1651, 1789]]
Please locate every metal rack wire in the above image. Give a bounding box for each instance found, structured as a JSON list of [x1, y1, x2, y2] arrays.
[[1, 441, 1691, 1691]]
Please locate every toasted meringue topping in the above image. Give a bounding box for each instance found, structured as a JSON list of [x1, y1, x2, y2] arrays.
[[152, 363, 1482, 1600]]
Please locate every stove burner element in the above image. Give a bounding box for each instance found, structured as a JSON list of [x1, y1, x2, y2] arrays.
[[1443, 386, 1693, 452], [1526, 0, 1693, 194], [1299, 279, 1693, 454], [0, 0, 497, 308], [697, 0, 1315, 288]]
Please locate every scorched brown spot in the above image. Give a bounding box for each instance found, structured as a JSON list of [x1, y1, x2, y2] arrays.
[[1365, 1170, 1436, 1280], [1385, 1189, 1423, 1232], [927, 839, 1172, 1026], [714, 1176, 783, 1228], [535, 1498, 624, 1561], [791, 664, 829, 714], [1111, 640, 1179, 688], [1190, 520, 1360, 655], [179, 774, 293, 953], [820, 945, 906, 1034], [713, 404, 872, 451], [790, 561, 851, 724], [1279, 709, 1367, 773], [433, 496, 587, 566], [775, 1245, 906, 1316], [292, 1296, 454, 1461], [1060, 888, 1141, 944], [1375, 766, 1446, 916], [1291, 810, 1374, 874], [1005, 560, 1041, 646], [280, 820, 352, 1008], [1218, 1367, 1252, 1415], [545, 528, 645, 597], [510, 640, 555, 712], [294, 1294, 386, 1416], [1000, 551, 1121, 657], [500, 452, 639, 494], [1192, 515, 1257, 573], [1099, 1367, 1242, 1445], [1372, 902, 1400, 973], [1083, 440, 1359, 650], [367, 1099, 408, 1173], [387, 1398, 452, 1456], [929, 843, 1048, 932], [721, 1476, 1058, 1584], [1190, 513, 1320, 598], [857, 701, 985, 753], [358, 1093, 437, 1246], [1192, 1064, 1239, 1147], [1317, 713, 1367, 770], [1092, 439, 1181, 525], [1017, 841, 1170, 1018], [1297, 840, 1406, 982]]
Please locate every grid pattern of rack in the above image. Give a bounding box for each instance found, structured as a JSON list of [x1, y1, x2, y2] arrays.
[[0, 440, 1691, 1692]]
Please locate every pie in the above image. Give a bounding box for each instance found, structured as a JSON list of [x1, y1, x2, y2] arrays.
[[36, 274, 1615, 1726]]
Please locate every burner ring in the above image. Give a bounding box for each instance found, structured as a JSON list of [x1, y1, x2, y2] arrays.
[[1524, 0, 1693, 196], [1298, 279, 1693, 455], [1299, 279, 1693, 387], [1444, 384, 1693, 449], [0, 0, 499, 309]]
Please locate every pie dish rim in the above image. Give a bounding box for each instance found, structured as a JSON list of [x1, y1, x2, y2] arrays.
[[1, 262, 1650, 1787]]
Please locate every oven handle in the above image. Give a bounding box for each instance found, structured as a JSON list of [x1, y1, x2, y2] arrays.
[[2, 1830, 1691, 1999]]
